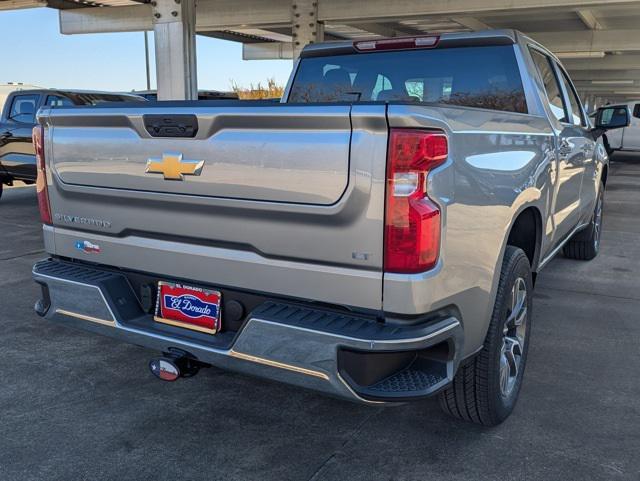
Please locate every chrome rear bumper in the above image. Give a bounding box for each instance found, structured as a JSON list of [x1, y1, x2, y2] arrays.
[[33, 258, 464, 404]]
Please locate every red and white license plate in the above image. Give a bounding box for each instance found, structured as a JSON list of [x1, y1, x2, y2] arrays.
[[154, 281, 221, 334]]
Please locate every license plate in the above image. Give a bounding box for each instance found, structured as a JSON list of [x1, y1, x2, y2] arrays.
[[154, 281, 221, 334]]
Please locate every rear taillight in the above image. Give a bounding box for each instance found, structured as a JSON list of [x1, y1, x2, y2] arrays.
[[384, 129, 448, 273], [354, 36, 439, 52], [32, 125, 52, 225]]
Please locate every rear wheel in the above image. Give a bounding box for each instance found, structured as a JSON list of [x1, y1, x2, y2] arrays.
[[563, 182, 604, 261], [0, 182, 3, 200], [439, 246, 532, 426]]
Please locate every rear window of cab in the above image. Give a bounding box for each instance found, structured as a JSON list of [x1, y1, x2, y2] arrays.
[[289, 45, 527, 114]]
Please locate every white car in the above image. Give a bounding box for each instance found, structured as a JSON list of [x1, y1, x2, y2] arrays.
[[598, 101, 640, 155]]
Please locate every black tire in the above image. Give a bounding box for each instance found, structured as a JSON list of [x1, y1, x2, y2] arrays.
[[0, 182, 3, 200], [563, 182, 604, 261], [439, 246, 533, 426]]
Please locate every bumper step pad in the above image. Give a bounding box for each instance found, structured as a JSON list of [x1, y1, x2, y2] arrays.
[[33, 259, 144, 324], [368, 368, 445, 395], [252, 301, 452, 342]]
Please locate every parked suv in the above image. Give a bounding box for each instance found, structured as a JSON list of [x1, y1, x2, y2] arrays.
[[32, 31, 628, 425]]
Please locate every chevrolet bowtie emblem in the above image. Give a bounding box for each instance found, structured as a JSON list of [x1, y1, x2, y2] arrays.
[[145, 152, 204, 181]]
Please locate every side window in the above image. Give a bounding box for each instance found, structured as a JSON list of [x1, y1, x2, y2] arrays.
[[8, 94, 39, 124], [633, 104, 640, 119], [45, 95, 74, 107], [530, 49, 567, 123], [557, 68, 586, 126]]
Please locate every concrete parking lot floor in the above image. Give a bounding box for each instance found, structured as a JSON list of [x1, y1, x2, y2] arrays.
[[1, 158, 639, 481]]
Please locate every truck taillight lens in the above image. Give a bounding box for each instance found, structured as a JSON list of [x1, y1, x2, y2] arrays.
[[32, 125, 52, 225], [384, 129, 447, 273]]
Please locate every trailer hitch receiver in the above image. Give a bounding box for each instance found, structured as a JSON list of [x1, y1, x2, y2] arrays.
[[149, 348, 204, 381]]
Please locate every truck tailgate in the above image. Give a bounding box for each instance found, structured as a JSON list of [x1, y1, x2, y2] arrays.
[[40, 103, 388, 310], [51, 105, 351, 205]]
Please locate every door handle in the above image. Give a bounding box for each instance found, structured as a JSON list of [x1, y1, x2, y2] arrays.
[[143, 114, 198, 138]]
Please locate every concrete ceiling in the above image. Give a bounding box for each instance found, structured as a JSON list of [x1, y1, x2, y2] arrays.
[[3, 0, 640, 100]]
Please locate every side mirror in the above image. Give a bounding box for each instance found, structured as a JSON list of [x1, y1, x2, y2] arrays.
[[591, 105, 630, 139]]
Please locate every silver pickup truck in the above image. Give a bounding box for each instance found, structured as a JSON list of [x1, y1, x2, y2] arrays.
[[32, 30, 628, 426]]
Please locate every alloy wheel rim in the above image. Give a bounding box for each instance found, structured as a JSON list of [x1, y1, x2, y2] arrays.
[[594, 193, 603, 251], [499, 277, 527, 398]]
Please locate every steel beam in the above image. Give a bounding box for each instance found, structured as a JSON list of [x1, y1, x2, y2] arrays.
[[60, 0, 640, 34], [60, 0, 292, 34], [60, 4, 152, 34], [243, 42, 294, 60], [569, 70, 640, 81], [232, 28, 293, 42], [153, 0, 197, 100], [529, 29, 640, 53], [562, 54, 640, 70], [342, 22, 425, 37], [451, 16, 491, 31], [345, 22, 401, 37], [576, 9, 602, 29], [570, 86, 640, 94], [196, 0, 291, 29], [317, 0, 640, 23], [291, 0, 324, 59], [574, 82, 639, 91]]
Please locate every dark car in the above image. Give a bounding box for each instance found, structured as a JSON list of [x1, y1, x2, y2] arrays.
[[132, 89, 239, 101], [0, 89, 145, 199]]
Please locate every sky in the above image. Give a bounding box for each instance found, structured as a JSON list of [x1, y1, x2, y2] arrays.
[[0, 7, 293, 92]]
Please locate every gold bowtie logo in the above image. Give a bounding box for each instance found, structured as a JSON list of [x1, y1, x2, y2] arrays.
[[145, 152, 204, 181]]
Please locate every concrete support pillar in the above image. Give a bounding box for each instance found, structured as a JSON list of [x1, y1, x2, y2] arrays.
[[152, 0, 197, 100], [291, 0, 324, 60], [583, 94, 593, 112]]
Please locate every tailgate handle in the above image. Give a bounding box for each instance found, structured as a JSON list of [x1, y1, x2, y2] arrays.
[[143, 114, 198, 138]]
